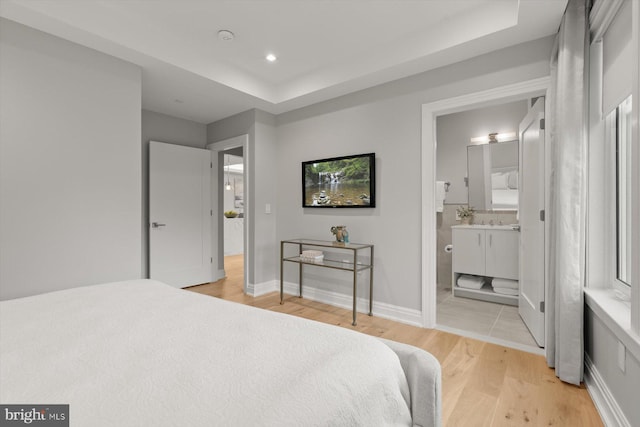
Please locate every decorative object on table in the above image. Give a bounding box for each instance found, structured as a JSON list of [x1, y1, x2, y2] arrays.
[[300, 250, 324, 263], [456, 205, 475, 224], [330, 225, 348, 243], [224, 210, 238, 218], [302, 153, 376, 208]]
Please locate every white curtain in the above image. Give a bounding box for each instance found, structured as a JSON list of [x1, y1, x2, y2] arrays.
[[546, 0, 589, 385]]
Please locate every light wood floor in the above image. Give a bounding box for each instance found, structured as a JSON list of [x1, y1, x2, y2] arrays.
[[188, 254, 602, 427]]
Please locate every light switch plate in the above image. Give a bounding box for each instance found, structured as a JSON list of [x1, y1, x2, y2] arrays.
[[265, 204, 271, 214]]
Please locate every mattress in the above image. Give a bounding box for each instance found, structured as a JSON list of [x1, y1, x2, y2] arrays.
[[0, 279, 441, 426]]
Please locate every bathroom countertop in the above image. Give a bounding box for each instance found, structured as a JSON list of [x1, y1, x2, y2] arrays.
[[451, 224, 519, 230]]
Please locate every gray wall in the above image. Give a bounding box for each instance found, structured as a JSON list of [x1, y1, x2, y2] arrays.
[[274, 36, 553, 310], [252, 111, 278, 285], [436, 100, 528, 205], [141, 109, 207, 277], [207, 109, 278, 286], [0, 19, 142, 299], [585, 306, 640, 426], [207, 110, 256, 143]]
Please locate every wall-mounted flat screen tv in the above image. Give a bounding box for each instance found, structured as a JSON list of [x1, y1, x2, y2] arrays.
[[302, 153, 375, 208]]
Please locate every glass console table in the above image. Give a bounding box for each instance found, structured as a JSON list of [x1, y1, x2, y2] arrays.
[[280, 239, 374, 326]]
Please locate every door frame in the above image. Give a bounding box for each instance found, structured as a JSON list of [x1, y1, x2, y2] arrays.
[[208, 135, 250, 293], [420, 77, 550, 351]]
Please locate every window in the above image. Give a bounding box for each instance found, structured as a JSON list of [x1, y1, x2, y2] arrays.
[[615, 96, 632, 287], [588, 0, 639, 342], [606, 95, 633, 291]]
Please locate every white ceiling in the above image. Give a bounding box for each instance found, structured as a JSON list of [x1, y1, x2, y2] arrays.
[[0, 0, 568, 124]]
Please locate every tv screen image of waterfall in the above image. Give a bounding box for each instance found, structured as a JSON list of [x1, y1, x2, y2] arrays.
[[302, 153, 375, 208]]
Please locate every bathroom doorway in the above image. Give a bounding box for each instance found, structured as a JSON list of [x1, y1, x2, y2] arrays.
[[428, 88, 547, 354]]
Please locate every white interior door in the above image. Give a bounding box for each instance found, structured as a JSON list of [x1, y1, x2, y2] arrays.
[[518, 99, 545, 347], [150, 141, 212, 288]]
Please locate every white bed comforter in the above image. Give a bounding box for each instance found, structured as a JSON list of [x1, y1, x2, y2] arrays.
[[0, 280, 414, 426]]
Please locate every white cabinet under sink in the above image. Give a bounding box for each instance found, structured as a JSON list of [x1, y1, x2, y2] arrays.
[[452, 228, 485, 276], [451, 225, 519, 305]]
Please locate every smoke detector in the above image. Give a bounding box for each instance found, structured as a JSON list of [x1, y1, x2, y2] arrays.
[[217, 30, 235, 41]]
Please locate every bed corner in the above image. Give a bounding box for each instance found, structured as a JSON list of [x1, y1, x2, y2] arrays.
[[379, 338, 442, 427]]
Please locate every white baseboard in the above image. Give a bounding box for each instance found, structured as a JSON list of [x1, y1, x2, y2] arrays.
[[278, 281, 422, 327], [243, 280, 422, 326], [214, 269, 225, 282], [246, 280, 278, 297], [584, 353, 630, 427]]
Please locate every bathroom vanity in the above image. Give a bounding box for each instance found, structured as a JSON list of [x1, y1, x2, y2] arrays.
[[451, 224, 520, 305]]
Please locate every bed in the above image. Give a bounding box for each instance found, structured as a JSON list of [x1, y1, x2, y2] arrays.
[[0, 279, 441, 426], [491, 188, 519, 209]]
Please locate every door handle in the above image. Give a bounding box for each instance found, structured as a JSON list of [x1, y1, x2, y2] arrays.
[[151, 222, 166, 228]]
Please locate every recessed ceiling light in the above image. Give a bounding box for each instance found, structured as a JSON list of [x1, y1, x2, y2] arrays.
[[217, 30, 234, 41], [265, 53, 277, 62]]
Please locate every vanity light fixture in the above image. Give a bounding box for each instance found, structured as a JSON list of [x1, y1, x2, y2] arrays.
[[470, 132, 517, 144]]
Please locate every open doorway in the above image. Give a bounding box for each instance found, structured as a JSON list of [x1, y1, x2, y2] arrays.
[[421, 78, 550, 356], [207, 134, 250, 294], [435, 99, 539, 352], [222, 150, 245, 290]]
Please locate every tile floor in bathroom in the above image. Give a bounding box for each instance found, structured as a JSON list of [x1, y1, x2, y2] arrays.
[[436, 284, 540, 350]]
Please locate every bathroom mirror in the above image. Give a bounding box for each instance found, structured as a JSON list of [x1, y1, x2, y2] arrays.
[[467, 140, 518, 211]]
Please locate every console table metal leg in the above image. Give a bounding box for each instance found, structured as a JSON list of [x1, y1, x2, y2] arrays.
[[368, 246, 374, 316], [352, 250, 357, 326], [280, 241, 284, 304], [298, 243, 303, 298]]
